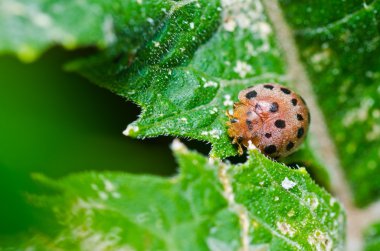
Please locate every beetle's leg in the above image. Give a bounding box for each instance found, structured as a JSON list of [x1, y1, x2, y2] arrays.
[[237, 143, 243, 155], [226, 109, 234, 119]]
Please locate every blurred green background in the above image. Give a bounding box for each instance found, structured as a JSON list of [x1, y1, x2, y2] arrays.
[[0, 48, 181, 236]]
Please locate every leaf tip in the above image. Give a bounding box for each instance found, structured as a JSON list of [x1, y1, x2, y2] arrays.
[[170, 139, 188, 154], [31, 173, 61, 190], [31, 172, 44, 181], [123, 124, 139, 137]]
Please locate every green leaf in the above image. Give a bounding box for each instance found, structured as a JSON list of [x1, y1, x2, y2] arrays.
[[5, 141, 344, 250], [68, 0, 290, 159], [364, 222, 380, 251], [0, 0, 328, 175], [0, 0, 173, 61], [283, 139, 331, 191], [278, 0, 380, 206]]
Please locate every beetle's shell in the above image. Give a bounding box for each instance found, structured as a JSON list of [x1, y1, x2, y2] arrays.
[[227, 83, 310, 158]]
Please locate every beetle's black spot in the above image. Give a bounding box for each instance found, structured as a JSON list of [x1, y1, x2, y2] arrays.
[[230, 118, 238, 123], [308, 112, 311, 123], [274, 119, 286, 129], [264, 145, 277, 154], [265, 133, 272, 138], [297, 127, 304, 138], [264, 84, 274, 90], [281, 88, 291, 94], [291, 99, 298, 106], [286, 142, 294, 151], [269, 102, 279, 112], [297, 114, 304, 121], [246, 90, 257, 99], [246, 120, 253, 130], [237, 136, 243, 143]]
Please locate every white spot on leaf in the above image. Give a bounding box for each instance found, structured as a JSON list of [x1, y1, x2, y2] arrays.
[[112, 192, 121, 199], [207, 238, 234, 251], [203, 81, 218, 88], [277, 222, 295, 237], [180, 117, 188, 123], [223, 17, 236, 32], [308, 197, 319, 211], [256, 21, 272, 36], [33, 12, 52, 28], [223, 94, 234, 107], [91, 184, 99, 191], [366, 124, 380, 141], [102, 16, 116, 45], [235, 13, 250, 29], [210, 107, 218, 114], [281, 177, 296, 190], [233, 60, 252, 78], [147, 17, 154, 24], [308, 230, 333, 251], [287, 209, 295, 217], [98, 191, 108, 200], [201, 129, 222, 139], [310, 48, 332, 72], [103, 179, 115, 192], [343, 97, 374, 127]]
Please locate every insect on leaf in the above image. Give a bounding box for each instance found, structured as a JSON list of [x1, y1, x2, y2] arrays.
[[69, 0, 290, 158]]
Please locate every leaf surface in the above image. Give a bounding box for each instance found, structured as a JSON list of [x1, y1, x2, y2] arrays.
[[7, 142, 345, 250], [365, 222, 380, 251], [0, 0, 173, 61], [0, 0, 328, 177], [70, 0, 286, 159]]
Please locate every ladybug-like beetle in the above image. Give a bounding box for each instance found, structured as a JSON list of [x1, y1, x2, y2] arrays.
[[227, 83, 310, 158]]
